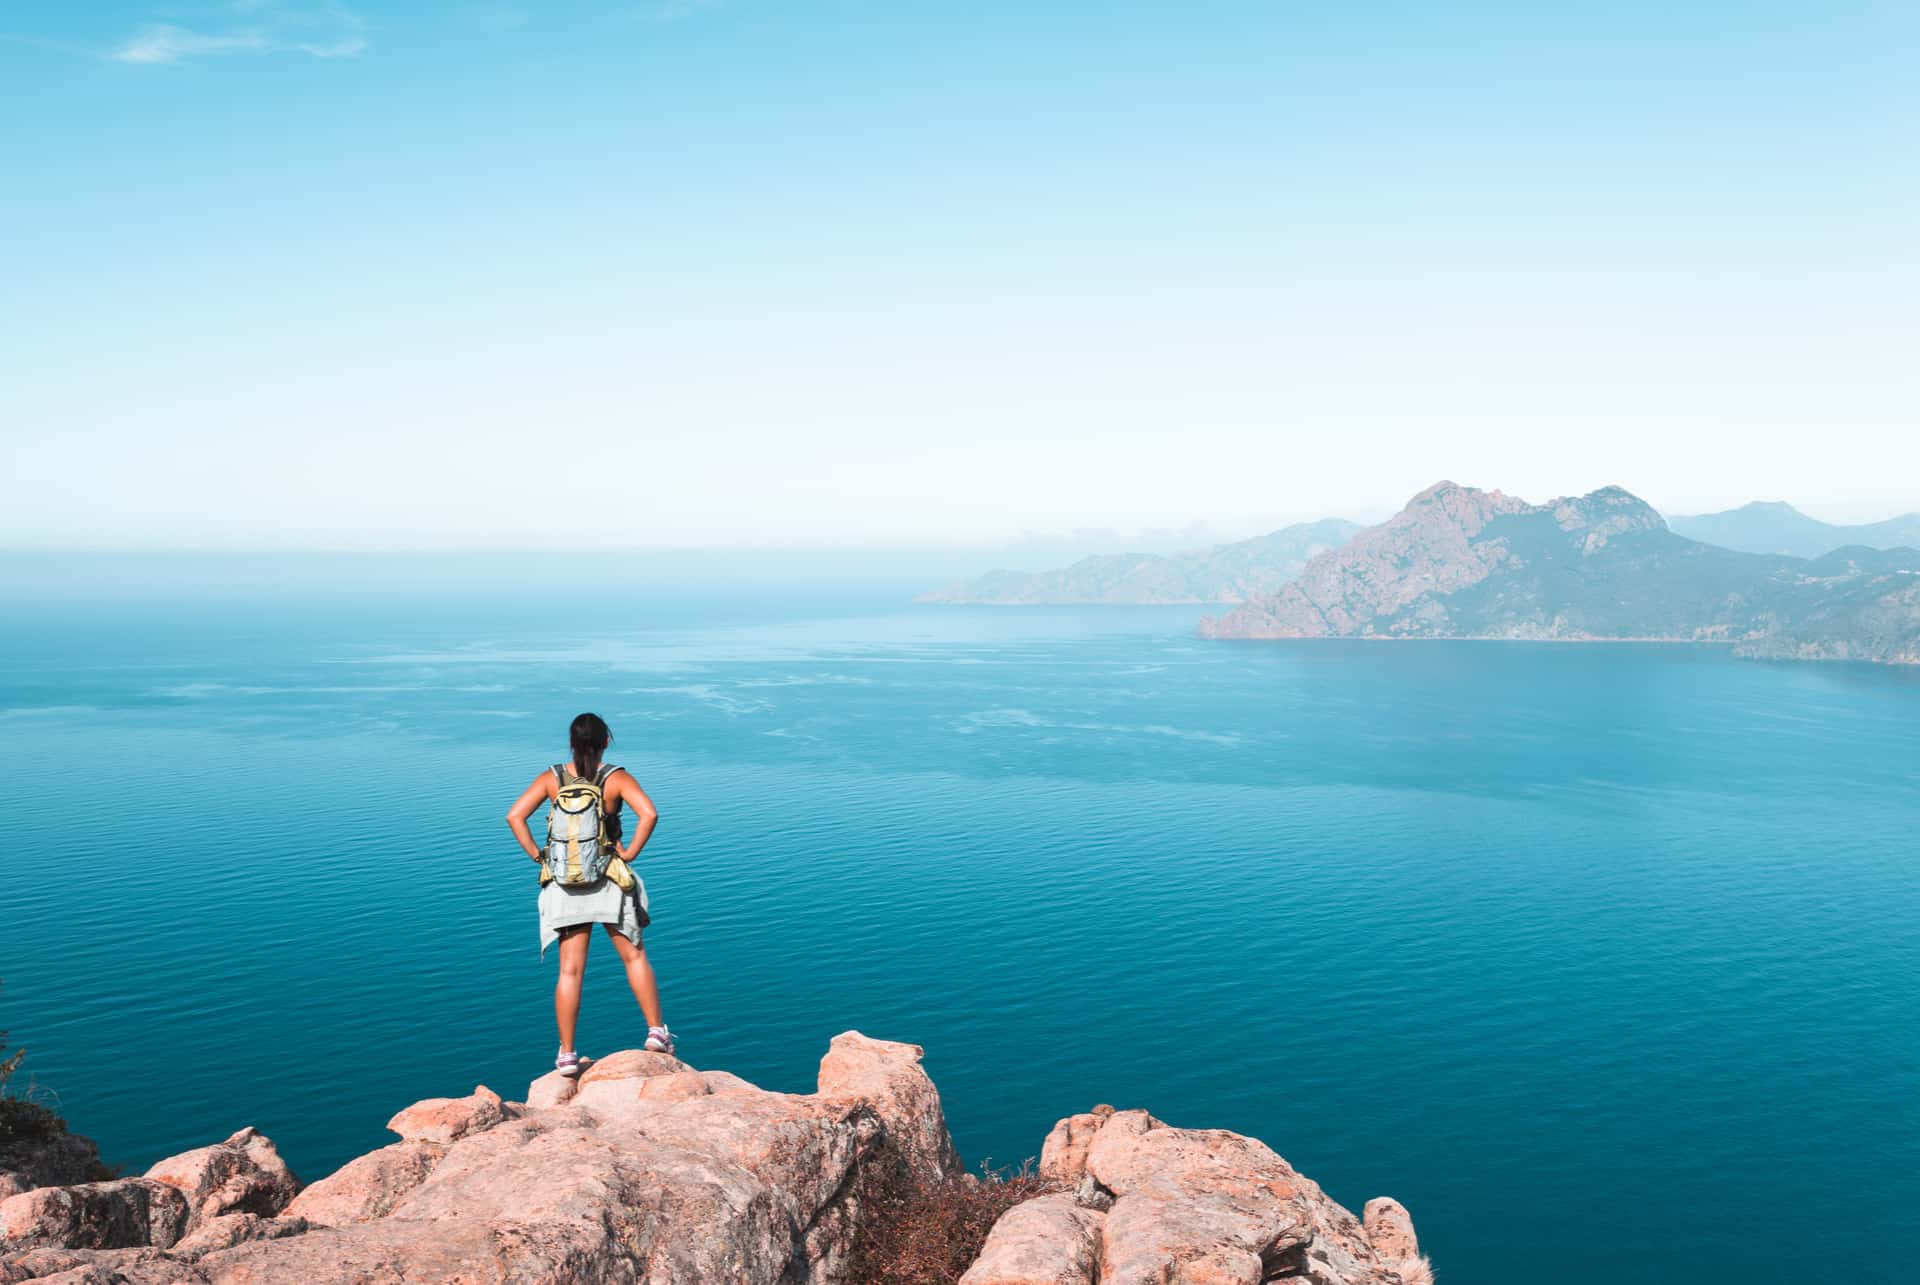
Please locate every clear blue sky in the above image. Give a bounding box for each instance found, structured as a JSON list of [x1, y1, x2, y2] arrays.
[[3, 1, 1915, 549]]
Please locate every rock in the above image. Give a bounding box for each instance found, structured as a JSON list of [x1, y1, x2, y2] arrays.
[[1071, 1173, 1113, 1213], [816, 1031, 961, 1179], [577, 1050, 691, 1085], [1074, 1115, 1413, 1285], [574, 1069, 713, 1120], [0, 1247, 204, 1285], [529, 1053, 697, 1115], [279, 1141, 443, 1227], [384, 1085, 505, 1145], [4, 1034, 1428, 1285], [0, 1135, 106, 1199], [1040, 1112, 1111, 1184], [0, 1179, 189, 1251], [169, 1213, 309, 1259], [196, 1219, 504, 1284], [189, 1039, 961, 1285], [524, 1069, 578, 1110], [958, 1192, 1104, 1285], [143, 1129, 300, 1225], [1364, 1197, 1432, 1285], [697, 1070, 761, 1098]]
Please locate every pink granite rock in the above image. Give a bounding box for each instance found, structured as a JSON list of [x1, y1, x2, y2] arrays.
[[577, 1050, 691, 1085], [1076, 1115, 1415, 1285], [1038, 1104, 1122, 1184], [279, 1140, 443, 1226], [143, 1128, 300, 1225], [697, 1070, 762, 1097], [0, 1245, 205, 1284], [816, 1030, 961, 1179], [385, 1085, 505, 1145], [169, 1212, 309, 1259], [525, 1069, 579, 1110], [958, 1192, 1104, 1285], [1364, 1197, 1432, 1285], [573, 1069, 713, 1119], [0, 1179, 190, 1251]]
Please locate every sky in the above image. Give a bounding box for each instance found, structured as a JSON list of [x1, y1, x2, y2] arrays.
[[2, 0, 1916, 551]]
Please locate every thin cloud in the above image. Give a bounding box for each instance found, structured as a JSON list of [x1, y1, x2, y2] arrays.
[[632, 0, 722, 23], [470, 4, 531, 31], [108, 4, 368, 64]]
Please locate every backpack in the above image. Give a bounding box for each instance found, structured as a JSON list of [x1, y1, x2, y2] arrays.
[[544, 763, 619, 887]]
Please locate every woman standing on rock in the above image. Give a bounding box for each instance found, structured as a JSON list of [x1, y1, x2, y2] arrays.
[[506, 712, 673, 1075]]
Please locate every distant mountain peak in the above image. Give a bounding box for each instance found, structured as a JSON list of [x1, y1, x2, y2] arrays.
[[1551, 486, 1667, 546], [1669, 500, 1920, 559], [1202, 481, 1920, 664]]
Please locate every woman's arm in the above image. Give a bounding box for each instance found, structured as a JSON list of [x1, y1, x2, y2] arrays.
[[610, 771, 659, 861], [505, 770, 554, 862]]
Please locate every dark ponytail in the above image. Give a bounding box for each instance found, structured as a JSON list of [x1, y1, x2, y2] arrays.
[[569, 712, 611, 779]]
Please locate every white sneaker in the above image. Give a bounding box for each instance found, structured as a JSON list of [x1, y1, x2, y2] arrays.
[[644, 1027, 675, 1055]]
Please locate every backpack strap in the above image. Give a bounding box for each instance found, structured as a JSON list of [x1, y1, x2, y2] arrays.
[[595, 764, 617, 788], [552, 763, 568, 787]]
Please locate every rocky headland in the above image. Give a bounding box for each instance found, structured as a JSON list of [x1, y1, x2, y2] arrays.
[[920, 521, 1361, 606], [1200, 481, 1920, 664], [0, 1034, 1429, 1285]]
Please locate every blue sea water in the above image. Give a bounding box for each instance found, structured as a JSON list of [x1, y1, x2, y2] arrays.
[[3, 578, 1918, 1283]]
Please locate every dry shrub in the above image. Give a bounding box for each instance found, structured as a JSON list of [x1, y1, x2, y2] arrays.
[[843, 1158, 1058, 1285]]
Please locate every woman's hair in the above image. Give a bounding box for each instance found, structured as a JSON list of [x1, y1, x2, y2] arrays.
[[569, 712, 611, 778]]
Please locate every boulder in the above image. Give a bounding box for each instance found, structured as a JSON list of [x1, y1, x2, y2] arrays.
[[279, 1141, 444, 1227], [577, 1050, 691, 1085], [1038, 1105, 1119, 1184], [169, 1213, 309, 1259], [143, 1129, 300, 1225], [1364, 1197, 1432, 1285], [816, 1031, 961, 1179], [0, 1246, 205, 1284], [190, 1040, 954, 1285], [1075, 1114, 1414, 1285], [958, 1192, 1105, 1285], [385, 1086, 505, 1145], [525, 1070, 579, 1110], [524, 1051, 695, 1117], [573, 1070, 712, 1120], [0, 1179, 189, 1251]]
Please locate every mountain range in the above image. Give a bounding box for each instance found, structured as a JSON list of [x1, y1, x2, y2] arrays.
[[1667, 501, 1920, 559], [1198, 482, 1920, 665], [917, 518, 1361, 605]]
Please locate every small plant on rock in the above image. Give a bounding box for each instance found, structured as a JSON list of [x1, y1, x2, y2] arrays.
[[843, 1156, 1057, 1285], [0, 979, 69, 1148]]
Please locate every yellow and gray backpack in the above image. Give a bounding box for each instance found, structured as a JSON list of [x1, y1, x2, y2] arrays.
[[543, 764, 619, 887]]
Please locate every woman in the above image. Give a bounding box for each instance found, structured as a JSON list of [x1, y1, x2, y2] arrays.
[[506, 712, 672, 1075]]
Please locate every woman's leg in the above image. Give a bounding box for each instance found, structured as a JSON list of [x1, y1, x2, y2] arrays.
[[555, 926, 591, 1052], [603, 924, 665, 1029]]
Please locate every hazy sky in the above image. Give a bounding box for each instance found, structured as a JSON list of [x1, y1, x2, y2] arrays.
[[3, 0, 1915, 550]]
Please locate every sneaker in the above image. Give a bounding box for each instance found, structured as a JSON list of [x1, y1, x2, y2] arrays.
[[644, 1026, 676, 1055], [555, 1048, 586, 1078]]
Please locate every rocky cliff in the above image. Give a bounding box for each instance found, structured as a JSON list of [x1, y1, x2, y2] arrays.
[[919, 521, 1362, 606], [0, 1034, 1429, 1285], [1200, 482, 1920, 663]]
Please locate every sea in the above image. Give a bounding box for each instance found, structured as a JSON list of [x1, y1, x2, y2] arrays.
[[3, 561, 1917, 1284]]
